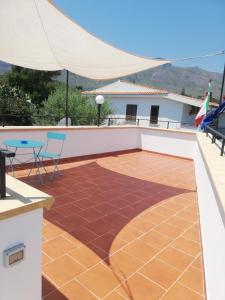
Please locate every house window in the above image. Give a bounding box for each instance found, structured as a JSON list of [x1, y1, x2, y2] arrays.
[[126, 104, 137, 121], [150, 105, 159, 124]]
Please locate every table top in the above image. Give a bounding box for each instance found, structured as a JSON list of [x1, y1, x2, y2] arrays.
[[4, 139, 44, 149]]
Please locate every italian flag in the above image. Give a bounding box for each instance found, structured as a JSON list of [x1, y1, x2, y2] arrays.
[[195, 81, 211, 127]]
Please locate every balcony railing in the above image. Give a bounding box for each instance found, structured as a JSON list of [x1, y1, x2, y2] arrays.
[[205, 125, 225, 156], [0, 114, 195, 130]]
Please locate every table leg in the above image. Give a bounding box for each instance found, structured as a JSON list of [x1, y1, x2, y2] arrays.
[[28, 146, 43, 182]]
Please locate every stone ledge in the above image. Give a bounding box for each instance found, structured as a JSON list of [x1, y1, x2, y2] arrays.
[[197, 132, 225, 221], [0, 175, 54, 221], [0, 125, 196, 135]]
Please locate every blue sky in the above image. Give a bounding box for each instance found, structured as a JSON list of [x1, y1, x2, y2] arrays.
[[53, 0, 225, 73]]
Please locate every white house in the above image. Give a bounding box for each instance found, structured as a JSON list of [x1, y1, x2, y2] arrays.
[[83, 80, 207, 129]]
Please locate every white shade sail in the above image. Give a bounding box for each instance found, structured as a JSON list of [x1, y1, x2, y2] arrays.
[[0, 0, 171, 80]]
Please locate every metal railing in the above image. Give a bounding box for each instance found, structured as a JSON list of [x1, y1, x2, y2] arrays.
[[205, 125, 225, 156], [0, 114, 195, 130], [106, 117, 194, 130]]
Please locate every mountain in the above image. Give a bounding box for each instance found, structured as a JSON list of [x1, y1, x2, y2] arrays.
[[60, 64, 223, 100], [0, 61, 11, 74], [0, 61, 223, 99]]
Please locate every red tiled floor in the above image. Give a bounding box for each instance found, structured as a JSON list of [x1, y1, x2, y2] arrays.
[[18, 150, 205, 299]]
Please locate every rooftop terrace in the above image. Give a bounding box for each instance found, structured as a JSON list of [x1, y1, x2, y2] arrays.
[[1, 125, 225, 300], [17, 150, 205, 300]]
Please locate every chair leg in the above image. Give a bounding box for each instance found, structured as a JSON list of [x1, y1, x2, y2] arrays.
[[9, 157, 14, 177], [50, 159, 61, 180], [36, 161, 43, 184], [40, 158, 48, 174]]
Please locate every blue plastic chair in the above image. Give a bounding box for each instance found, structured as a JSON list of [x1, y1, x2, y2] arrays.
[[37, 132, 66, 180]]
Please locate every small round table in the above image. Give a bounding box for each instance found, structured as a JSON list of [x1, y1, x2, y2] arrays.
[[4, 139, 45, 177]]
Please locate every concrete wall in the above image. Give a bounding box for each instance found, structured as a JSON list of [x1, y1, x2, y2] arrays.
[[194, 145, 225, 300], [0, 209, 43, 300], [140, 127, 196, 159], [0, 126, 196, 162], [0, 127, 139, 164]]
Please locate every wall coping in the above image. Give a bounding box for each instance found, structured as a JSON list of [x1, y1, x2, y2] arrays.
[[197, 133, 225, 222], [0, 125, 196, 135], [0, 175, 54, 221]]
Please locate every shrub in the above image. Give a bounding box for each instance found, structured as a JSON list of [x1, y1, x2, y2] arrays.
[[0, 84, 34, 125]]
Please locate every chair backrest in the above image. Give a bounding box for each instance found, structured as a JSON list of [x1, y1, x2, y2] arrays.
[[47, 132, 66, 141], [46, 132, 66, 156]]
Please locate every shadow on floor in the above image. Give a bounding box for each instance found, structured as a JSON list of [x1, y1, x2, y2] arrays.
[[23, 158, 193, 264], [42, 276, 68, 299], [19, 152, 195, 300]]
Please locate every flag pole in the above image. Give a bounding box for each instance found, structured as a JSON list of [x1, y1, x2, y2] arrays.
[[219, 63, 225, 105], [65, 70, 69, 127]]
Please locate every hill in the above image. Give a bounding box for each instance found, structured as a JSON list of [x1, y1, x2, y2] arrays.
[[0, 61, 223, 99], [0, 61, 11, 74], [60, 64, 223, 99]]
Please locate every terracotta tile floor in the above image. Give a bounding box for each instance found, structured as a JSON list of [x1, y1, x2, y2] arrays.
[[18, 150, 206, 300]]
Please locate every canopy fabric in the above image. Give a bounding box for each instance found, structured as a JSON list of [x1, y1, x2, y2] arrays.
[[0, 0, 171, 80]]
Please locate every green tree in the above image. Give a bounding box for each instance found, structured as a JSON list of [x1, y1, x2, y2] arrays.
[[0, 74, 7, 84], [36, 85, 113, 125], [7, 66, 60, 107], [0, 84, 34, 125]]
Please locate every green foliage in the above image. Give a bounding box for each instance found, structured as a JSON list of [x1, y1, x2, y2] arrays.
[[0, 84, 34, 125], [36, 85, 113, 125], [7, 66, 60, 107], [189, 105, 199, 116], [0, 74, 7, 84]]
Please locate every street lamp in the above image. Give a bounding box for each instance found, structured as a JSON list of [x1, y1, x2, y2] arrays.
[[95, 95, 105, 127]]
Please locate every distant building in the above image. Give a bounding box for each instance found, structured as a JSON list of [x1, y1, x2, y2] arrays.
[[83, 80, 213, 129]]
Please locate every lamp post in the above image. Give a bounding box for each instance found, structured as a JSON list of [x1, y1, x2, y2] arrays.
[[95, 95, 105, 127], [65, 70, 69, 127]]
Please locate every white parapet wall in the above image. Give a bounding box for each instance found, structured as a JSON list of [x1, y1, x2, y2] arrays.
[[195, 146, 225, 300], [0, 126, 140, 163], [0, 209, 43, 300], [195, 134, 225, 300], [139, 127, 196, 159], [0, 126, 195, 161], [0, 175, 53, 300]]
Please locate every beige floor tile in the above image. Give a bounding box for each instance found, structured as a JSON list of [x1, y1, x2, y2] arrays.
[[43, 223, 64, 241], [104, 291, 127, 300], [157, 246, 193, 271], [42, 236, 76, 259], [60, 280, 98, 300], [69, 245, 103, 268], [178, 266, 205, 295], [155, 222, 184, 239], [116, 273, 165, 300], [42, 252, 52, 266], [139, 230, 171, 249], [43, 255, 85, 286], [139, 259, 181, 289], [171, 237, 200, 257], [109, 250, 144, 279], [123, 240, 158, 263], [77, 263, 120, 298], [161, 283, 204, 300]]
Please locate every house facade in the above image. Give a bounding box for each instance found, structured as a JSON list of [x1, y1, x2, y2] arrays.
[[83, 80, 205, 129]]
